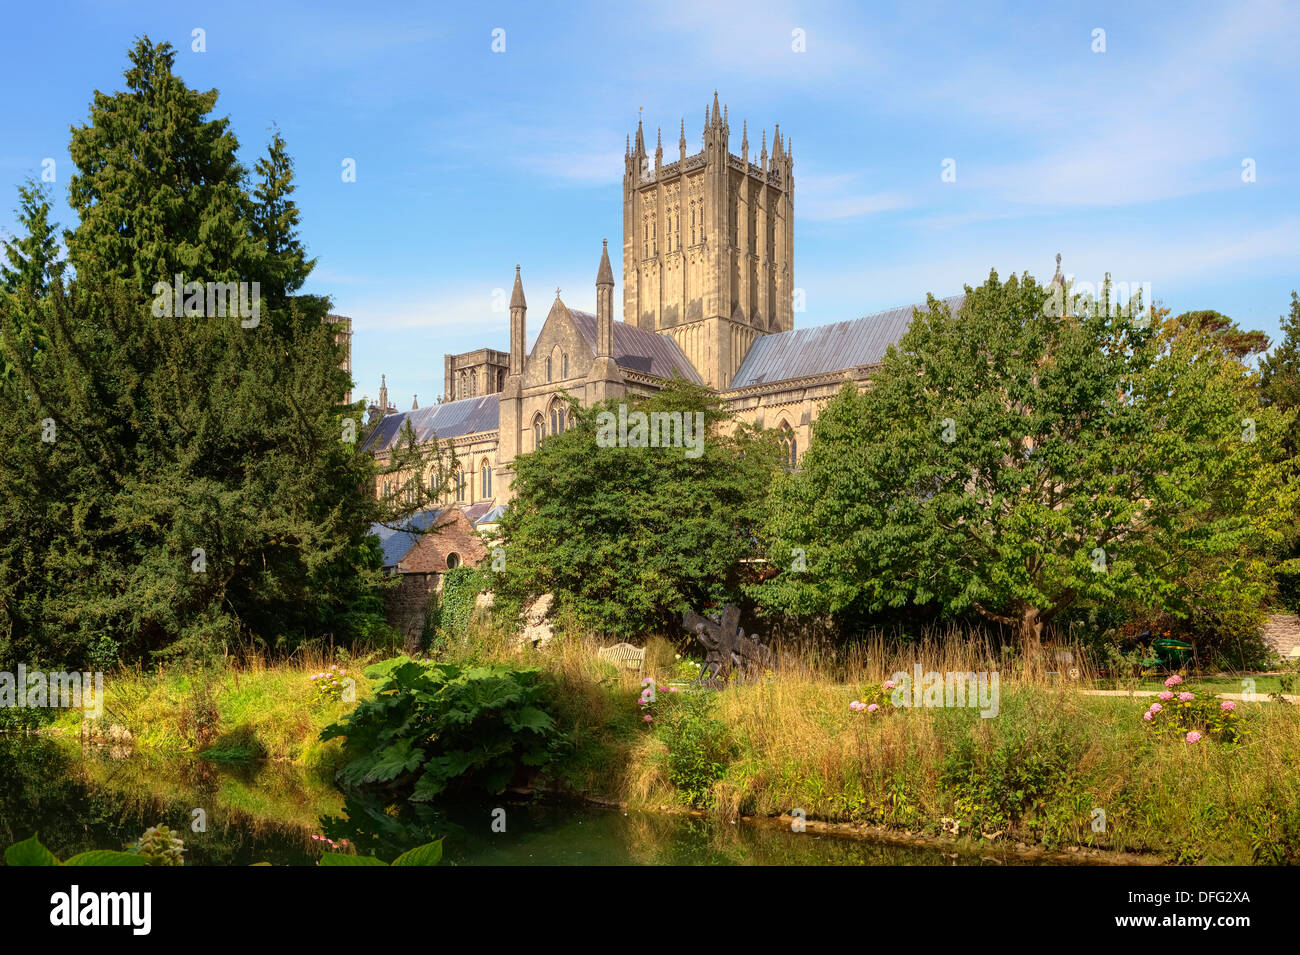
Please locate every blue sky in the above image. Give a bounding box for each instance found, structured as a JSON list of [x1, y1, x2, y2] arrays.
[[2, 0, 1297, 406]]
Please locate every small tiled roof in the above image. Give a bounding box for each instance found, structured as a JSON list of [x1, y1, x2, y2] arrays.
[[362, 394, 500, 453], [474, 504, 507, 526], [569, 310, 703, 384], [460, 502, 495, 524], [369, 509, 449, 568], [728, 295, 965, 389]]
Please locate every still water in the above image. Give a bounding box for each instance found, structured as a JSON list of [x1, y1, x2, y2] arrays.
[[0, 736, 1021, 866]]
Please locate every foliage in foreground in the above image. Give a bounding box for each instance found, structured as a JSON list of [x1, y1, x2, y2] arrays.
[[322, 656, 567, 800]]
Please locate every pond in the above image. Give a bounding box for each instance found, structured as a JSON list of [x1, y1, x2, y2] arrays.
[[0, 735, 1029, 866]]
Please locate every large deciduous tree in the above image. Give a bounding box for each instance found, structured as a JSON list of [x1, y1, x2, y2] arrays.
[[494, 380, 782, 636], [760, 271, 1297, 655]]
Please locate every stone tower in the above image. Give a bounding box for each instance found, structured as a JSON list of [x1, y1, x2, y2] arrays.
[[622, 92, 794, 389]]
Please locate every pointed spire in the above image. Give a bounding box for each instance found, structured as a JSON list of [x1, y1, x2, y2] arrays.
[[723, 104, 728, 127], [597, 238, 614, 287], [378, 374, 388, 414], [625, 134, 630, 157], [412, 395, 418, 410], [741, 119, 748, 160], [634, 117, 645, 155], [510, 264, 526, 309], [712, 89, 721, 124], [1052, 252, 1064, 285]]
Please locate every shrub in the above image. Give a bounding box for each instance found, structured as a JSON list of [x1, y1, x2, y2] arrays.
[[652, 688, 735, 808], [321, 656, 566, 800], [1141, 675, 1245, 743]]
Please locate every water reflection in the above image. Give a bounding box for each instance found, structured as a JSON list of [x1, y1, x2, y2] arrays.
[[0, 736, 1017, 866]]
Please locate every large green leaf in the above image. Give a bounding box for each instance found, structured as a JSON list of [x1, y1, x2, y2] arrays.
[[63, 850, 150, 866], [390, 839, 444, 867], [5, 834, 60, 866], [319, 852, 389, 866]]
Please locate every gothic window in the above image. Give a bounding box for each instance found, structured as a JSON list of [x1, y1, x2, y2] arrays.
[[546, 357, 552, 381], [533, 414, 545, 450], [429, 469, 441, 495], [562, 353, 568, 378], [480, 459, 492, 499], [779, 422, 797, 469], [691, 204, 696, 245], [549, 399, 566, 437], [644, 218, 649, 258], [496, 369, 505, 391], [456, 470, 468, 502]]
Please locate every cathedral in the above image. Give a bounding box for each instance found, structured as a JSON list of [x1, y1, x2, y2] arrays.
[[362, 93, 963, 521]]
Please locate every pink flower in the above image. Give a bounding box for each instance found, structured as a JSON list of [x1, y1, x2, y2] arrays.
[[1220, 701, 1236, 711], [1185, 731, 1202, 743], [643, 715, 653, 722], [882, 681, 898, 690], [312, 834, 321, 840], [1158, 691, 1173, 701], [1164, 674, 1183, 688], [867, 703, 879, 713], [849, 701, 866, 711], [659, 686, 668, 692], [311, 674, 319, 680], [641, 677, 654, 686], [669, 687, 680, 693], [1149, 702, 1163, 713], [1143, 711, 1153, 721], [1178, 692, 1194, 702]]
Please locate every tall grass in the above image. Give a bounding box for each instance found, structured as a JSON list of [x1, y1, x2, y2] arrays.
[[448, 619, 1300, 863]]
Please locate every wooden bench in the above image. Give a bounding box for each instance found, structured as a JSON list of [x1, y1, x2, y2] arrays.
[[596, 643, 646, 673]]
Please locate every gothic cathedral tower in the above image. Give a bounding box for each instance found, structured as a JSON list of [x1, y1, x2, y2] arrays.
[[622, 92, 794, 389]]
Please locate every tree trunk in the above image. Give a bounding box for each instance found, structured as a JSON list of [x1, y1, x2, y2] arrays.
[[1019, 605, 1043, 659]]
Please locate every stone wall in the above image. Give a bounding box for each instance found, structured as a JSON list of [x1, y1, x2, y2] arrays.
[[385, 571, 440, 651]]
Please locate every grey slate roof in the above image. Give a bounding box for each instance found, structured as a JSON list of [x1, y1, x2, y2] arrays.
[[362, 393, 500, 453], [569, 310, 703, 384], [370, 509, 448, 568], [728, 295, 965, 389]]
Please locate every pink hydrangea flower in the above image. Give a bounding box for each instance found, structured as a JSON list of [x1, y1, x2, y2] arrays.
[[867, 703, 879, 713], [668, 687, 680, 693], [1158, 691, 1173, 701], [1143, 711, 1153, 721], [849, 700, 866, 711], [1149, 702, 1163, 713], [1185, 731, 1202, 743], [882, 680, 898, 690], [641, 677, 654, 686], [1178, 692, 1194, 702], [1220, 700, 1236, 711], [1164, 674, 1183, 688], [643, 714, 653, 722]]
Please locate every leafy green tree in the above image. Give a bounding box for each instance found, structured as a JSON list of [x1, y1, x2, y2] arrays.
[[494, 380, 782, 636], [1260, 292, 1300, 612], [760, 271, 1297, 654], [0, 179, 61, 388], [1170, 309, 1271, 363], [1, 179, 62, 296], [66, 36, 253, 292], [0, 38, 409, 667]]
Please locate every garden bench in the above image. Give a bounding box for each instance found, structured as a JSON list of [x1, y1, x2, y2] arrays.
[[596, 643, 646, 673]]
